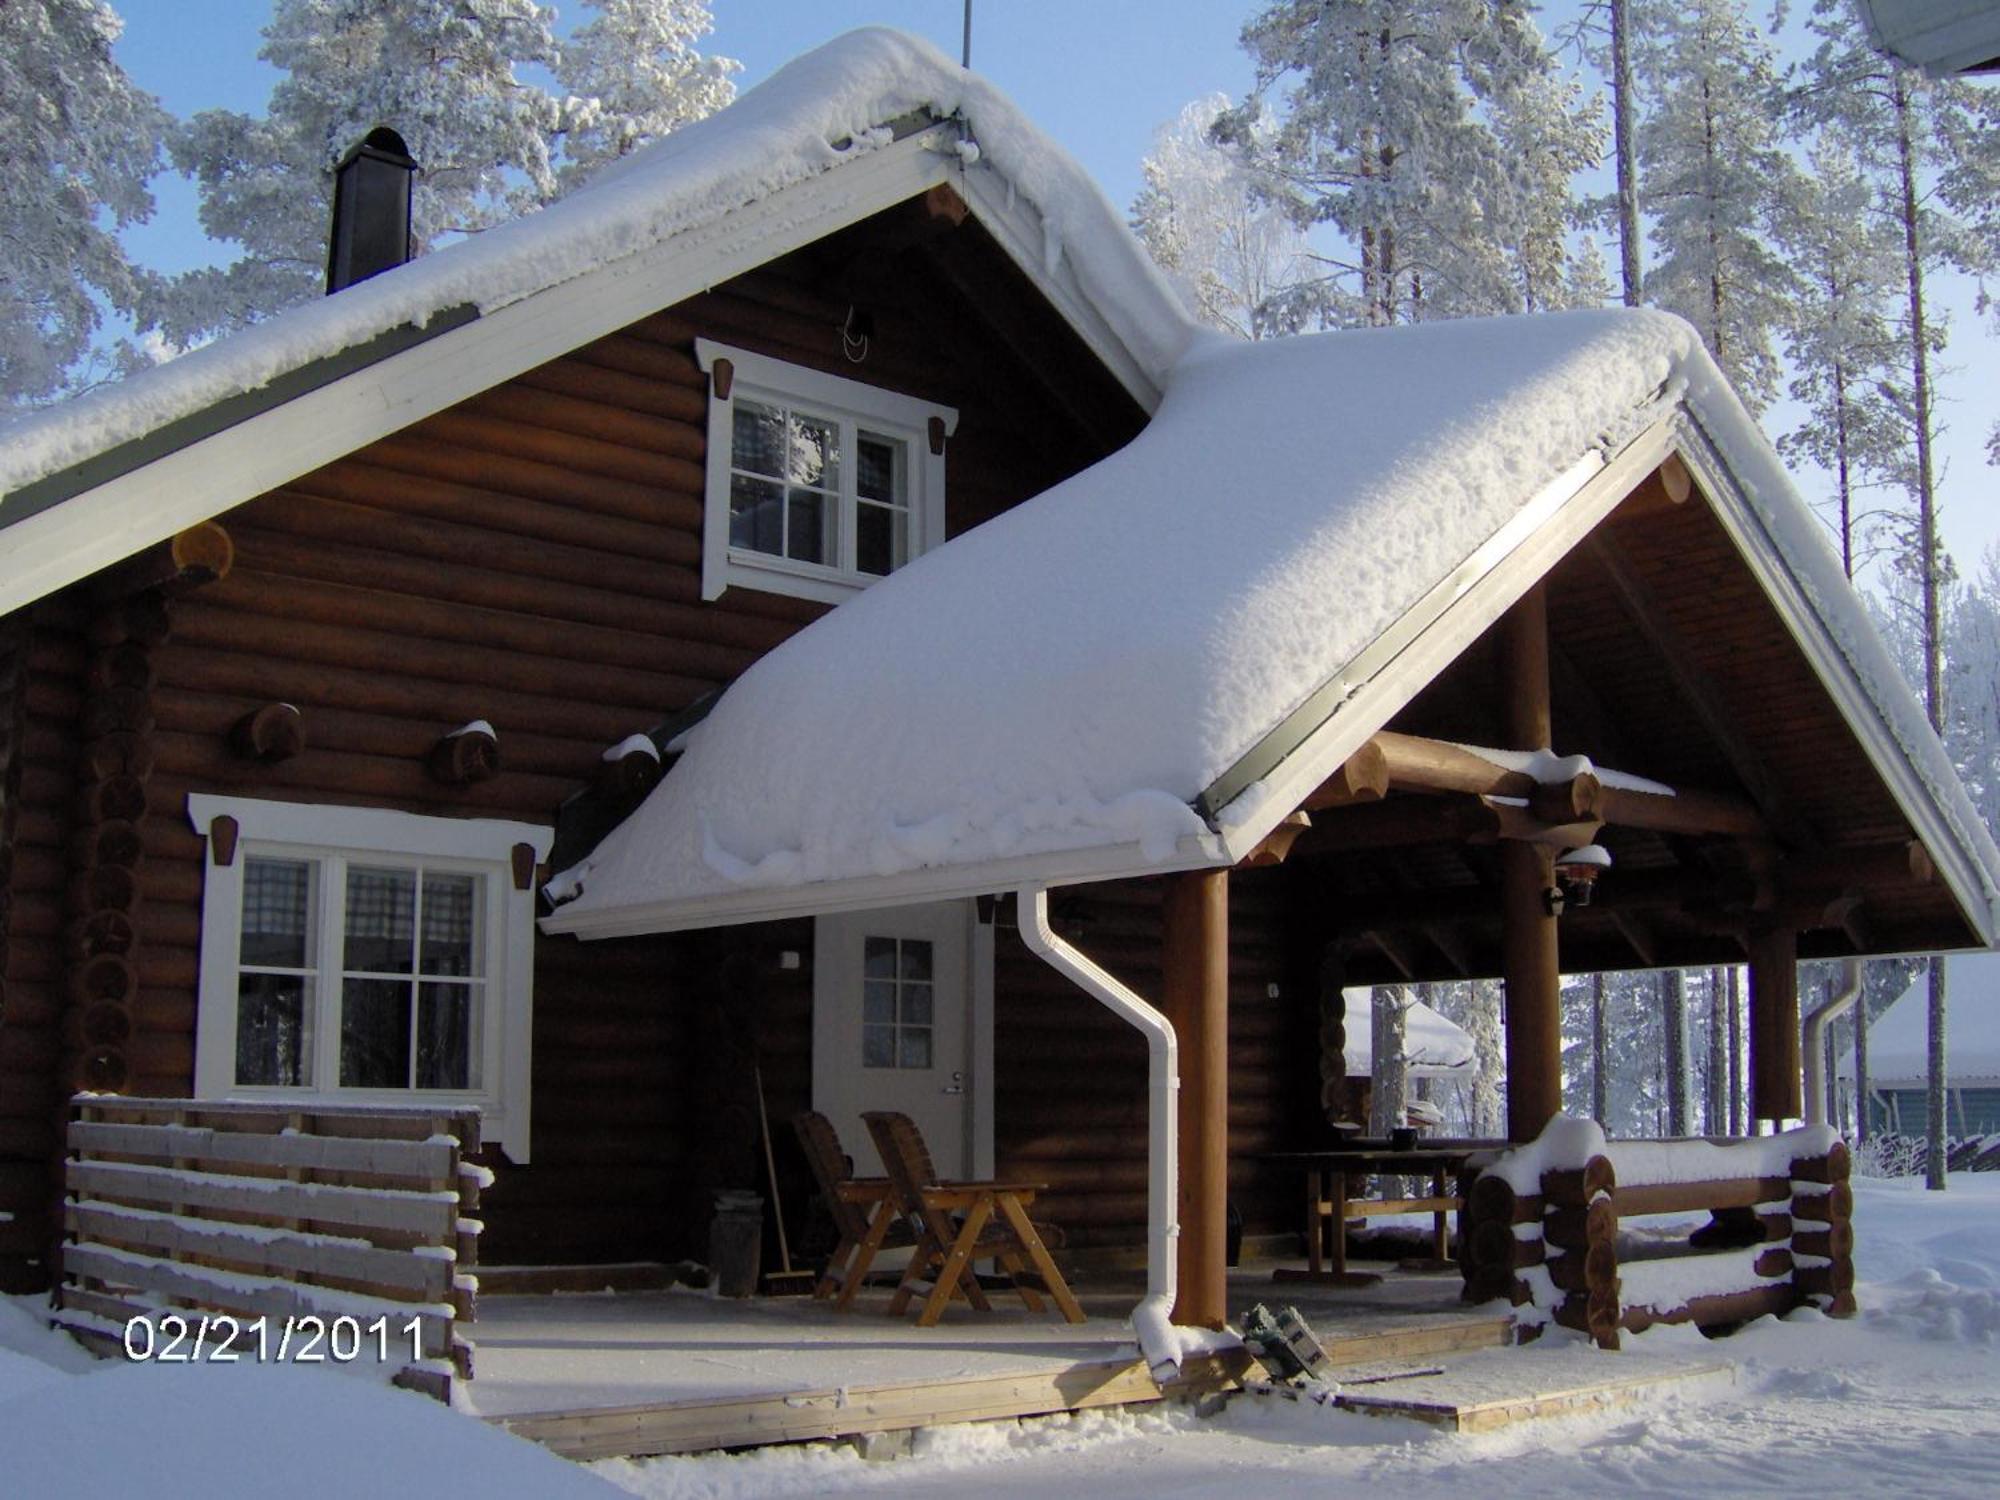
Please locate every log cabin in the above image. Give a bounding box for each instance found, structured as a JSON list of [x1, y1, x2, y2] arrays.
[[2, 29, 1996, 1368]]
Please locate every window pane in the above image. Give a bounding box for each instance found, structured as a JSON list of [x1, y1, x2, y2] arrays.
[[421, 874, 479, 977], [340, 978, 411, 1087], [732, 400, 785, 477], [856, 501, 908, 577], [241, 859, 312, 968], [730, 474, 783, 555], [863, 979, 895, 1024], [788, 413, 838, 489], [236, 973, 312, 1086], [417, 982, 478, 1090], [786, 487, 829, 564], [902, 983, 933, 1027], [856, 433, 901, 503], [344, 867, 415, 974], [862, 1024, 895, 1068], [863, 936, 897, 980], [899, 1028, 932, 1070], [899, 940, 932, 982]]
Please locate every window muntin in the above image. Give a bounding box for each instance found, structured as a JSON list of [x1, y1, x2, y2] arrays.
[[860, 935, 935, 1070], [696, 340, 955, 605]]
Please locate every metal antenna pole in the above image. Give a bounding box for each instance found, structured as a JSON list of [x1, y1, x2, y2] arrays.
[[962, 0, 973, 67]]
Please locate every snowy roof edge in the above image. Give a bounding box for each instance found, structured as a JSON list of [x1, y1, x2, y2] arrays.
[[0, 28, 1194, 616]]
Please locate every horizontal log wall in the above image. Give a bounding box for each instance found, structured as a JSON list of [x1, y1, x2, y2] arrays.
[[2, 210, 1140, 1277], [993, 873, 1311, 1250]]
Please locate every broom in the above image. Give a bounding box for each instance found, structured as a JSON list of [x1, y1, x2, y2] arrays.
[[754, 1062, 817, 1295]]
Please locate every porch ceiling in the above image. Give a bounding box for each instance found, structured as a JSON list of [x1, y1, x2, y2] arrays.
[[1285, 475, 1981, 985]]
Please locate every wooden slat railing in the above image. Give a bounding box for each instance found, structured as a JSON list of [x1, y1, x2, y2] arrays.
[[56, 1097, 482, 1397], [1460, 1128, 1856, 1350]]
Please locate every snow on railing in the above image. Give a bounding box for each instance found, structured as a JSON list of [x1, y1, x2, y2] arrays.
[[1458, 1115, 1857, 1349], [56, 1096, 484, 1398]]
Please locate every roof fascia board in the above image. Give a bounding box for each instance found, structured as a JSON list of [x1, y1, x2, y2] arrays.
[[539, 829, 1231, 939], [1672, 413, 1999, 946], [955, 163, 1165, 413], [0, 128, 960, 618], [1204, 419, 1679, 858]]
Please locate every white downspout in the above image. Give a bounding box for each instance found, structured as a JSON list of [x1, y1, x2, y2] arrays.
[[1017, 885, 1184, 1382], [1804, 959, 1864, 1129]]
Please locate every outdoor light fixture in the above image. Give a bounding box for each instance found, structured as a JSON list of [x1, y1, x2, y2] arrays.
[[1545, 843, 1612, 916]]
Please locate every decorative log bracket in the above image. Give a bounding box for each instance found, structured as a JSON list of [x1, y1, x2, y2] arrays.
[[429, 723, 501, 785]]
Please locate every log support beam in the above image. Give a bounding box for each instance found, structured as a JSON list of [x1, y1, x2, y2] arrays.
[[1500, 586, 1564, 1143], [1161, 869, 1228, 1330], [1749, 926, 1802, 1126]]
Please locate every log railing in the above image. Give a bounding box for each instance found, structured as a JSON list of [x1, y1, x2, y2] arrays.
[[56, 1096, 483, 1397], [1459, 1128, 1856, 1350]]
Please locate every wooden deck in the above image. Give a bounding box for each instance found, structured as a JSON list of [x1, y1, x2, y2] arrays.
[[476, 1261, 1509, 1460]]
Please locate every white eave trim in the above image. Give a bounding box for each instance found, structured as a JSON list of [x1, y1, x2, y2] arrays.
[[539, 830, 1231, 939], [0, 123, 1166, 618]]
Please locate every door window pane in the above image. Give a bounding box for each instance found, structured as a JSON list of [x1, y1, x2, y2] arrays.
[[859, 936, 939, 1071]]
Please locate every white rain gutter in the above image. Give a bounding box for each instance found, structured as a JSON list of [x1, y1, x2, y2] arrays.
[[1017, 885, 1184, 1383], [1804, 959, 1865, 1128]]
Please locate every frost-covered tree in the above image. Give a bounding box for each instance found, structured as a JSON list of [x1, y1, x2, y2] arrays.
[[555, 0, 737, 190], [1223, 0, 1602, 327], [1130, 94, 1312, 338], [1772, 129, 1905, 579], [1636, 0, 1798, 412], [0, 0, 168, 406], [152, 0, 567, 342]]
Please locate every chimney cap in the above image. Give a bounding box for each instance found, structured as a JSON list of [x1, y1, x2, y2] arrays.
[[337, 126, 415, 172]]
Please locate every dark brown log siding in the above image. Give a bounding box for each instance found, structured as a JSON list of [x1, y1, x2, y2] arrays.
[[0, 203, 1147, 1278]]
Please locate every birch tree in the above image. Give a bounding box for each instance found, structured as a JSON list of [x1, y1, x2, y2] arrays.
[[0, 0, 169, 406]]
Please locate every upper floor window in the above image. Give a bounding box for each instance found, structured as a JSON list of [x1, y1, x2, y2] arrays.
[[696, 339, 957, 605]]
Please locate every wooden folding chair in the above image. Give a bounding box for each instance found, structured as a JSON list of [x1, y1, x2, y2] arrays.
[[791, 1110, 915, 1310], [861, 1110, 1086, 1328]]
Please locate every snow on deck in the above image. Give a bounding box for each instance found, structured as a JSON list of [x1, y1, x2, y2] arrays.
[[551, 308, 1700, 925]]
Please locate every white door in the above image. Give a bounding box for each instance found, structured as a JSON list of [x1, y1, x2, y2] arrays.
[[813, 901, 990, 1180]]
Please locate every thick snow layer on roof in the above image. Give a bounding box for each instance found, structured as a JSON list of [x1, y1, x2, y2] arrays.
[[1841, 951, 2000, 1087], [553, 308, 1697, 922], [0, 27, 1189, 498], [1339, 989, 1476, 1078]]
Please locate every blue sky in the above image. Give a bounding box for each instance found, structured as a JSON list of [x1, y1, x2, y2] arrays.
[[104, 1, 2000, 573]]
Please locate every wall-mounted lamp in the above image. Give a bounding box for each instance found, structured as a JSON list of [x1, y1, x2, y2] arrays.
[[1544, 843, 1613, 916]]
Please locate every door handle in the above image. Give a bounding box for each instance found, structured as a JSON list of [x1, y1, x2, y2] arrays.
[[942, 1070, 965, 1096]]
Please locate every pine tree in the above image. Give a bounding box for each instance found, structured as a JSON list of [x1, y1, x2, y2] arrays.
[[1636, 0, 1798, 412], [1223, 0, 1602, 327], [1131, 94, 1313, 339], [555, 0, 737, 190], [0, 0, 169, 406]]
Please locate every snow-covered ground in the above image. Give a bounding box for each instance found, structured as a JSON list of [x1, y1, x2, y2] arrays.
[[5, 1173, 1996, 1498]]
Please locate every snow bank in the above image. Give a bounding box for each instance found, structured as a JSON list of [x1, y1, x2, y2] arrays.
[[555, 309, 1697, 921], [0, 28, 1191, 498]]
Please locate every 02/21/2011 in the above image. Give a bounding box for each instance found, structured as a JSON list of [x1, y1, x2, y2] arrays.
[[121, 1312, 426, 1364]]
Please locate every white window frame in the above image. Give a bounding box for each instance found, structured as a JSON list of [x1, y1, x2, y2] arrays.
[[187, 794, 553, 1163], [695, 339, 958, 605]]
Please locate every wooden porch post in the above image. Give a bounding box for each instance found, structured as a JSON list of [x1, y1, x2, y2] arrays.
[[1748, 925, 1802, 1126], [1162, 868, 1228, 1329], [1501, 583, 1564, 1142]]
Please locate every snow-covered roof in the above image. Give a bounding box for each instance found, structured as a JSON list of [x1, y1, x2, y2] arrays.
[[1339, 990, 1476, 1079], [1841, 951, 2000, 1088], [0, 27, 1190, 615], [543, 304, 2000, 942], [1857, 0, 2000, 77]]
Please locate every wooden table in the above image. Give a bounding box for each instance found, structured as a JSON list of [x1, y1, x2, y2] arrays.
[[1262, 1145, 1484, 1286]]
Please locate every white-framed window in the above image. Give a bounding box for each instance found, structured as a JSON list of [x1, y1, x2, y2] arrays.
[[695, 339, 957, 605], [187, 795, 552, 1163]]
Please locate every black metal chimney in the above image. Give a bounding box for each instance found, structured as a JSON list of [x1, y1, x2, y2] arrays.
[[326, 127, 417, 294]]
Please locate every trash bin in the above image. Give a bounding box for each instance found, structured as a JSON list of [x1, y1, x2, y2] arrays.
[[709, 1190, 763, 1298]]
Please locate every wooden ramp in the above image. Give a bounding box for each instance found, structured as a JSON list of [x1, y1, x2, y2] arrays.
[[1324, 1344, 1736, 1433]]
